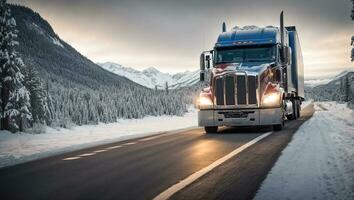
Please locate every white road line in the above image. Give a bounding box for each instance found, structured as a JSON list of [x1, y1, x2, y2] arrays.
[[78, 153, 96, 157], [122, 142, 136, 146], [139, 135, 164, 142], [153, 131, 273, 200], [93, 149, 108, 153], [62, 157, 82, 161], [106, 145, 122, 150]]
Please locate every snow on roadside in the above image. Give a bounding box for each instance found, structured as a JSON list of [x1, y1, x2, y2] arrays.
[[254, 102, 354, 200], [301, 100, 312, 109], [0, 108, 197, 168]]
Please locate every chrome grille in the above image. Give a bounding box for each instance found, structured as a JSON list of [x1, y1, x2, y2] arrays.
[[215, 77, 224, 105], [248, 76, 257, 104], [236, 75, 247, 105], [225, 76, 235, 105], [214, 74, 258, 106]]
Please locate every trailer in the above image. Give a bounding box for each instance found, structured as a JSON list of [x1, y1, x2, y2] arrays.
[[197, 12, 305, 133]]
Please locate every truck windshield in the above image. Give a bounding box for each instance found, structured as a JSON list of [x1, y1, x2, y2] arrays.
[[215, 46, 276, 64]]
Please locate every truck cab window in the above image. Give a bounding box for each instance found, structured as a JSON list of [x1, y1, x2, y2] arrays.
[[215, 46, 276, 64]]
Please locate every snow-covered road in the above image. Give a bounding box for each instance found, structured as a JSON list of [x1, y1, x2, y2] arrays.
[[0, 108, 197, 168], [255, 102, 354, 200]]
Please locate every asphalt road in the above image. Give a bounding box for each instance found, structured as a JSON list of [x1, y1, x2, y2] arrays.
[[0, 105, 314, 200]]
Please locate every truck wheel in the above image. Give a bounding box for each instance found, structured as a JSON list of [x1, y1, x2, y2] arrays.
[[273, 123, 283, 131], [204, 126, 218, 133], [286, 100, 297, 120], [294, 100, 300, 119], [273, 114, 285, 131], [297, 100, 301, 118]]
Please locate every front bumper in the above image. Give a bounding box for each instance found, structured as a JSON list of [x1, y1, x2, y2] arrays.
[[198, 107, 283, 127]]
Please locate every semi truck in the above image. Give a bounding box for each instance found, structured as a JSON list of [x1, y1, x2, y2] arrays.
[[197, 12, 305, 133]]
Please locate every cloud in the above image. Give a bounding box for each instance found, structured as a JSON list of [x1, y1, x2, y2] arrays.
[[9, 0, 354, 78]]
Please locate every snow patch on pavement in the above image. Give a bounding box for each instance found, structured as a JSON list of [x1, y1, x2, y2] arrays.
[[0, 108, 197, 168], [255, 102, 354, 200]]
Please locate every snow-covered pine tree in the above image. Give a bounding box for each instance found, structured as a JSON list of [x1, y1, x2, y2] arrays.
[[24, 65, 46, 124], [165, 81, 169, 94], [44, 81, 54, 125], [0, 0, 32, 132]]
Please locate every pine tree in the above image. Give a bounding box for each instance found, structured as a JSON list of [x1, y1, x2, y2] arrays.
[[0, 0, 32, 132], [43, 81, 54, 125], [165, 81, 169, 94], [24, 65, 46, 124]]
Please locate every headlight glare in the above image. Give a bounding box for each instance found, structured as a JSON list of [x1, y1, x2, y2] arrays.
[[197, 96, 213, 109], [262, 92, 281, 107]]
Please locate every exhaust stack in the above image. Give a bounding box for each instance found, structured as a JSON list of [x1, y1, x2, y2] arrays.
[[280, 11, 284, 47], [222, 22, 227, 32]]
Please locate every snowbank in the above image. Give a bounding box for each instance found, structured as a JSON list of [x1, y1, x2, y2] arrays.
[[0, 108, 197, 168], [255, 102, 354, 200]]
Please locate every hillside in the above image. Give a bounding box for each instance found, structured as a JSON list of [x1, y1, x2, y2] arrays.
[[98, 62, 199, 89], [11, 5, 199, 127], [305, 70, 354, 107]]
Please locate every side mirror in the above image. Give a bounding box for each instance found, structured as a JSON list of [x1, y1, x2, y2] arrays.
[[200, 53, 205, 71], [200, 51, 213, 70], [200, 50, 213, 82], [200, 72, 205, 82], [206, 55, 211, 69]]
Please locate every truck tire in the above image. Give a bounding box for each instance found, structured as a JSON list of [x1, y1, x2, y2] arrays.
[[273, 111, 285, 131], [273, 124, 283, 131], [204, 126, 218, 133], [286, 100, 297, 120], [297, 100, 301, 118], [293, 99, 300, 119], [273, 121, 284, 131]]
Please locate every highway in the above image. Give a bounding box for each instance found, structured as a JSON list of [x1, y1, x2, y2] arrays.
[[0, 104, 314, 200]]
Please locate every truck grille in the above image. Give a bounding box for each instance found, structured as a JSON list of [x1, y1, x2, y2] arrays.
[[214, 74, 258, 106]]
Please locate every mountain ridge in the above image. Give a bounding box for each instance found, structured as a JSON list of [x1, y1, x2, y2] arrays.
[[97, 62, 200, 89], [305, 69, 354, 88], [305, 70, 354, 107]]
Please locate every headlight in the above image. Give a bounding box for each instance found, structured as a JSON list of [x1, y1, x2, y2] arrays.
[[197, 96, 213, 109], [262, 92, 281, 107]]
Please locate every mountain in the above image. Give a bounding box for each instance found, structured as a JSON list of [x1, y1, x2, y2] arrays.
[[11, 4, 197, 127], [305, 70, 354, 107], [304, 69, 354, 88], [98, 62, 200, 89]]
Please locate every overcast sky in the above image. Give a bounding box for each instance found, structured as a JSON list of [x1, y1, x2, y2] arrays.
[[9, 0, 354, 78]]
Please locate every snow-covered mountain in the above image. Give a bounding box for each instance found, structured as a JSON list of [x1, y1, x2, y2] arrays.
[[305, 69, 354, 88], [98, 62, 199, 89], [305, 70, 354, 106]]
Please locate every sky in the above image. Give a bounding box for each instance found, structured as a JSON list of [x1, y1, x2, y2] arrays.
[[9, 0, 354, 79]]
